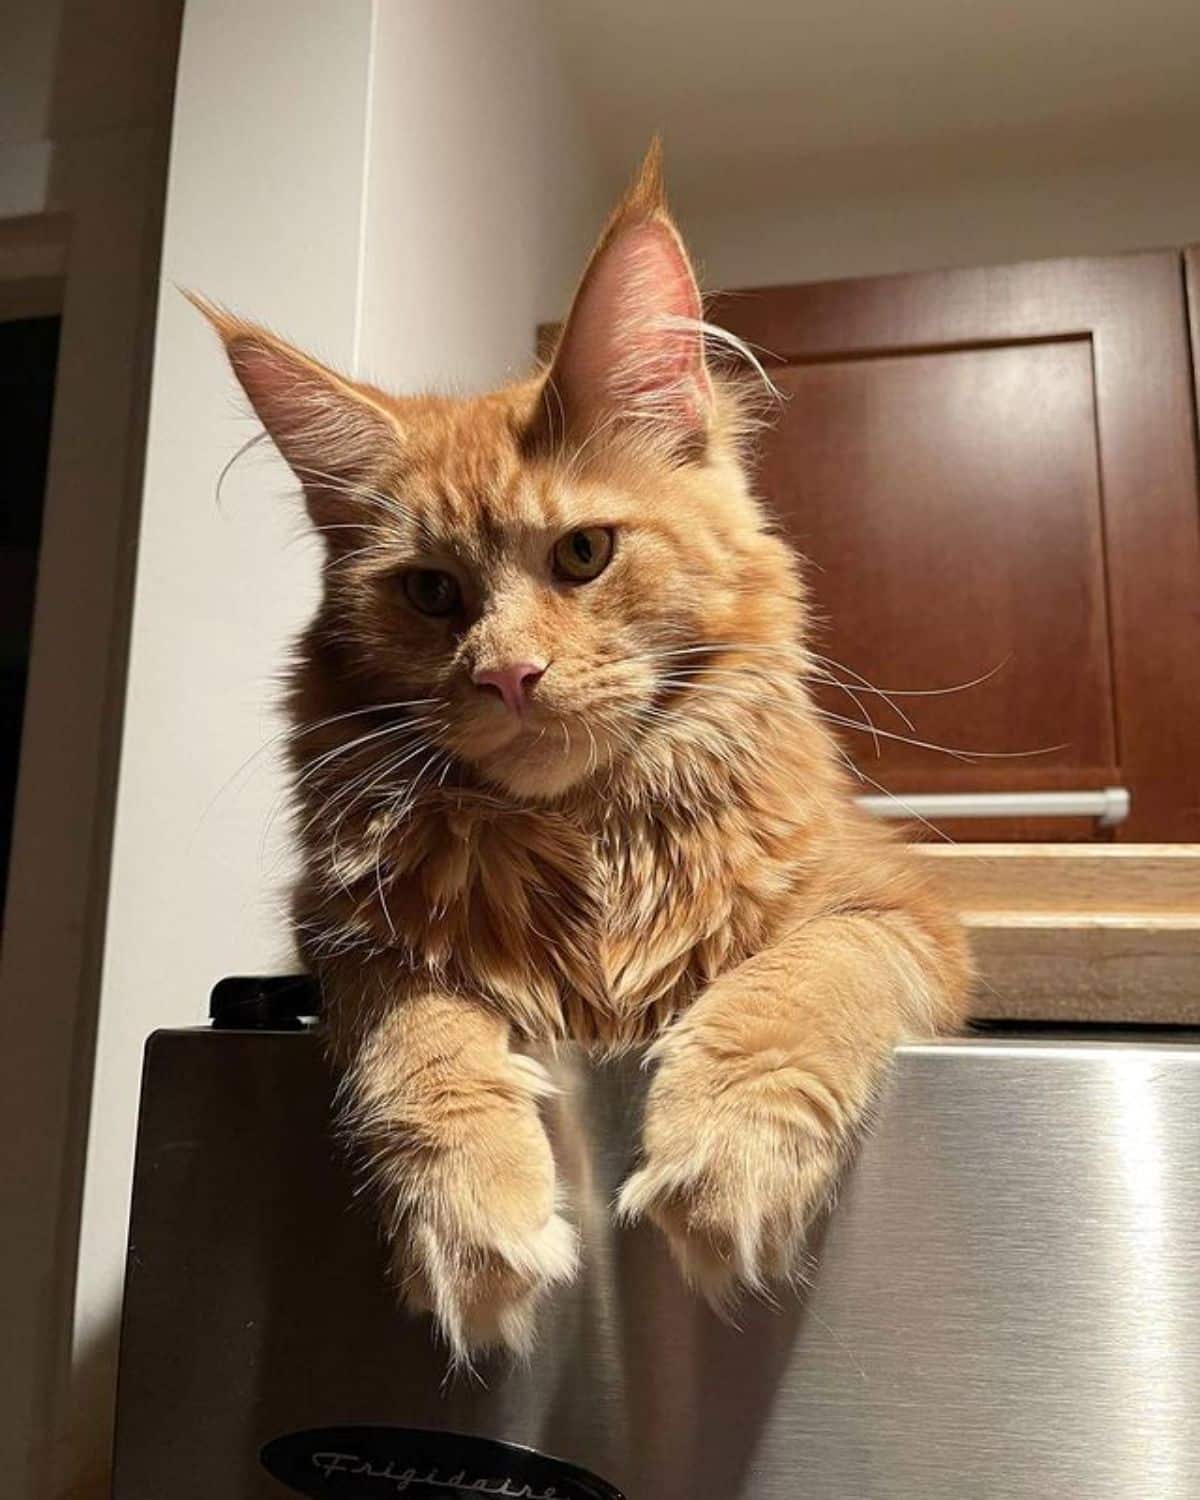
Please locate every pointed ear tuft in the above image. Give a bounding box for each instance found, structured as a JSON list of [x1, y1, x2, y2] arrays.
[[623, 135, 666, 219], [187, 290, 401, 527], [533, 140, 711, 462]]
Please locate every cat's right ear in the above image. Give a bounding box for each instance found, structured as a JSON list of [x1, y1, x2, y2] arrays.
[[530, 140, 713, 464], [187, 292, 401, 529]]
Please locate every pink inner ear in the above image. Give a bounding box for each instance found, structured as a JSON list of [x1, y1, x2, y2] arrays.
[[556, 219, 711, 432], [229, 342, 289, 416], [227, 340, 316, 453], [225, 337, 391, 488]]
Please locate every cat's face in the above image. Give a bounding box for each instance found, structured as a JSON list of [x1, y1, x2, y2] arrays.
[[200, 145, 800, 801], [306, 392, 791, 799]]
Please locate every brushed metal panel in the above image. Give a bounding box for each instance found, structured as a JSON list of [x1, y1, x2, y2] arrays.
[[113, 1031, 1200, 1499]]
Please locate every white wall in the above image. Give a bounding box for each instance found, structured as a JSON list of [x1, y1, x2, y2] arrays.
[[545, 0, 1200, 291], [682, 146, 1200, 290], [64, 2, 604, 1493], [359, 2, 604, 389]]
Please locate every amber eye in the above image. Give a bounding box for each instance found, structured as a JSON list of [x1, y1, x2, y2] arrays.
[[552, 527, 614, 583], [402, 568, 461, 617]]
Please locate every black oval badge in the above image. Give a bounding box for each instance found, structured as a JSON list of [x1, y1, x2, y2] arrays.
[[260, 1425, 625, 1500]]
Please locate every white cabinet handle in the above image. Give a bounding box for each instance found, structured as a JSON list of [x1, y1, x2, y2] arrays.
[[856, 787, 1130, 829]]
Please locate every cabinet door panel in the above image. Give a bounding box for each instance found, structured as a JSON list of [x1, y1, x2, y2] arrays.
[[713, 254, 1200, 841], [763, 340, 1116, 782]]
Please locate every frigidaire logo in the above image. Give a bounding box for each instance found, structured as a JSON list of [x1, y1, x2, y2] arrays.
[[311, 1453, 560, 1496], [260, 1427, 624, 1500]]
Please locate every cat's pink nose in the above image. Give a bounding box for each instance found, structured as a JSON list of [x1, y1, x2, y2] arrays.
[[472, 661, 546, 715]]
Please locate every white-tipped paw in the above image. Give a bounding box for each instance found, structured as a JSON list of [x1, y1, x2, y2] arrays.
[[618, 1097, 841, 1308], [398, 1206, 578, 1365]]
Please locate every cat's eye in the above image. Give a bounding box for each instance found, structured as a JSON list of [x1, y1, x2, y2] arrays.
[[402, 568, 461, 617], [552, 527, 614, 583]]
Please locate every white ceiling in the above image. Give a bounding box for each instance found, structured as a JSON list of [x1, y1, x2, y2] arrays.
[[546, 0, 1200, 212]]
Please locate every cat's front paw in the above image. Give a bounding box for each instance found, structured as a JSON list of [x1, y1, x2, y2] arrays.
[[384, 1081, 579, 1366], [398, 1203, 578, 1365], [617, 1056, 850, 1307]]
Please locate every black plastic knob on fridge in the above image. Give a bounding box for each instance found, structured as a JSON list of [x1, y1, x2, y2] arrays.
[[209, 974, 320, 1030]]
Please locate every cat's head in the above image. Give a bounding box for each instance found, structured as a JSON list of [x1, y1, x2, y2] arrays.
[[198, 143, 803, 802]]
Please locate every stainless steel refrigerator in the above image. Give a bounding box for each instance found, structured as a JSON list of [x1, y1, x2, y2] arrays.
[[112, 978, 1200, 1499]]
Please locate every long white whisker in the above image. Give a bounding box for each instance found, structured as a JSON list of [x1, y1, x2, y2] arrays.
[[815, 710, 1066, 762], [651, 668, 1066, 762], [214, 429, 271, 511], [811, 650, 1014, 700], [805, 659, 916, 734], [293, 715, 443, 796], [196, 696, 442, 840], [310, 730, 445, 838], [845, 760, 958, 846], [267, 718, 444, 857]]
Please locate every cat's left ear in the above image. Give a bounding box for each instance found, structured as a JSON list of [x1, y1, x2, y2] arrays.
[[535, 139, 712, 459], [187, 292, 402, 529]]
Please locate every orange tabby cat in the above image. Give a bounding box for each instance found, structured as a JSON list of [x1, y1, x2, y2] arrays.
[[196, 144, 971, 1364]]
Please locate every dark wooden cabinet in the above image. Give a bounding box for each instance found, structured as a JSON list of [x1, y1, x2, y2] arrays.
[[712, 252, 1200, 842]]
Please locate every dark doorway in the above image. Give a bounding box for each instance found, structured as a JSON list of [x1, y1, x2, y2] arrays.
[[1, 314, 61, 920]]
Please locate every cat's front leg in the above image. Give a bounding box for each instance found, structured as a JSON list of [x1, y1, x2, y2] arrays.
[[335, 991, 577, 1365], [618, 909, 968, 1305]]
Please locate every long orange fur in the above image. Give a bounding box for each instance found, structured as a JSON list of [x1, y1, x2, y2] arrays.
[[196, 144, 972, 1365]]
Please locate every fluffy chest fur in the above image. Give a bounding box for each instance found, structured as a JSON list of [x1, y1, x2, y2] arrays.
[[299, 755, 822, 1051]]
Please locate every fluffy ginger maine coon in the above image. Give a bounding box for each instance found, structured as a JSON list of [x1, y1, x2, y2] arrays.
[[195, 144, 971, 1365]]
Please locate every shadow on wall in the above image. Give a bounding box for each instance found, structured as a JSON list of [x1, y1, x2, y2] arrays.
[[52, 1316, 123, 1500]]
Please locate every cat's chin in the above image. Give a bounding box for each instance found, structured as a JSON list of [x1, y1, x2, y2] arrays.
[[486, 761, 587, 802], [467, 717, 612, 803], [477, 741, 595, 803]]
